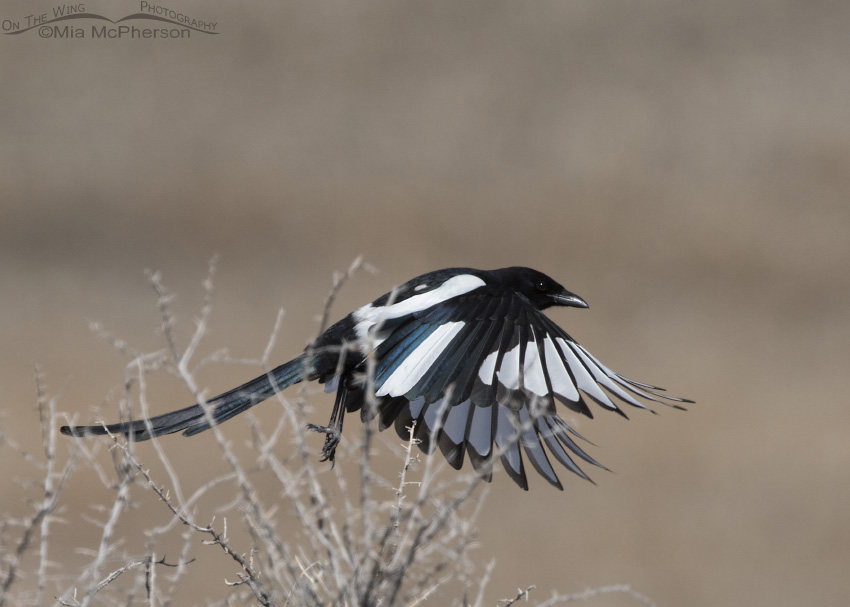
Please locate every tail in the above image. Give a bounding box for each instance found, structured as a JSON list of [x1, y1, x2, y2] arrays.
[[60, 355, 308, 441]]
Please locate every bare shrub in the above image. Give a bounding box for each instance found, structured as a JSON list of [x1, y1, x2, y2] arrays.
[[0, 259, 654, 607]]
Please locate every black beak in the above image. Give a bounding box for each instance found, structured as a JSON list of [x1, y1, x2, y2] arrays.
[[551, 291, 589, 309]]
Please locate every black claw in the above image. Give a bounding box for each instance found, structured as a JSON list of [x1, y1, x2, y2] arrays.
[[306, 423, 341, 466]]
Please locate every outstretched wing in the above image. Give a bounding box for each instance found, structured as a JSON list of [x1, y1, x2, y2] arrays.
[[343, 288, 690, 490]]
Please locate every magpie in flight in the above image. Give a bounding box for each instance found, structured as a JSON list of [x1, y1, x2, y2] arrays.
[[61, 267, 691, 490]]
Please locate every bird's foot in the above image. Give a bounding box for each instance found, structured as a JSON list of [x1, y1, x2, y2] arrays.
[[306, 423, 341, 466]]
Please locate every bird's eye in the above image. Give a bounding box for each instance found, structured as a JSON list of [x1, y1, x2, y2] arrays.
[[535, 280, 547, 292]]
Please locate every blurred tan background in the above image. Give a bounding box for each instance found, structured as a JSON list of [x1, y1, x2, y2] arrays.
[[2, 1, 849, 605]]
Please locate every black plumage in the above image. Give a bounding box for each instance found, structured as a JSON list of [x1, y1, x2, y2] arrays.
[[61, 267, 692, 490]]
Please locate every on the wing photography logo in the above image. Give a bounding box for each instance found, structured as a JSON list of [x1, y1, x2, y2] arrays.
[[2, 2, 218, 39]]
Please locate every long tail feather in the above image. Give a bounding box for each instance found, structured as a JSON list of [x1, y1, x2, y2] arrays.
[[60, 355, 308, 441]]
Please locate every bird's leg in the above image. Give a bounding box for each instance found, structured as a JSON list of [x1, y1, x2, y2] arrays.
[[307, 379, 347, 465]]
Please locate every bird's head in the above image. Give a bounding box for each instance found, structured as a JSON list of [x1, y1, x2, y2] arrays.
[[493, 267, 589, 311]]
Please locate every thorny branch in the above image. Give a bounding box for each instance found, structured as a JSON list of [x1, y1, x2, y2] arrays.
[[1, 259, 659, 607]]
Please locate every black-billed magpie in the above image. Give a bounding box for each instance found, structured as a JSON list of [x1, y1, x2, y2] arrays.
[[61, 267, 691, 490]]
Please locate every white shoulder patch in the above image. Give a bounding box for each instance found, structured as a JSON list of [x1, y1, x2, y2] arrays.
[[353, 274, 485, 343]]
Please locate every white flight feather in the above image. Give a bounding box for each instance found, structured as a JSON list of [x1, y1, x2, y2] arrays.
[[376, 321, 465, 397]]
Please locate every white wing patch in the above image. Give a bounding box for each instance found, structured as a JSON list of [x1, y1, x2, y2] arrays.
[[422, 399, 451, 431], [523, 337, 548, 396], [377, 321, 465, 397], [476, 335, 653, 414], [572, 344, 648, 409], [468, 404, 492, 455], [557, 339, 618, 410], [495, 405, 522, 472], [517, 407, 560, 487], [353, 274, 485, 344], [479, 334, 578, 401], [443, 399, 470, 443], [543, 336, 579, 401], [477, 350, 498, 385], [496, 343, 522, 390]]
